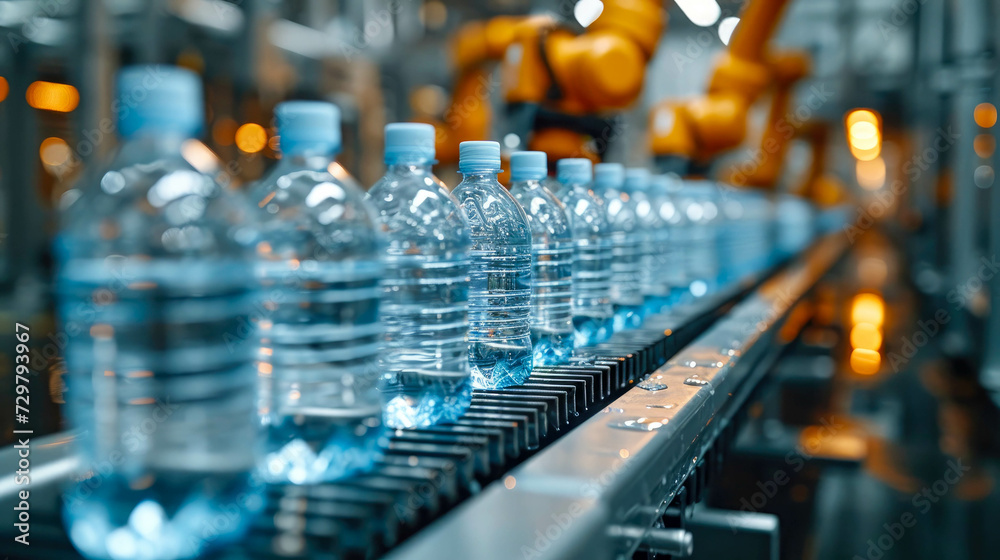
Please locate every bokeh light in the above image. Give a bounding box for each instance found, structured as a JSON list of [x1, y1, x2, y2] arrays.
[[27, 81, 79, 112], [235, 123, 268, 153]]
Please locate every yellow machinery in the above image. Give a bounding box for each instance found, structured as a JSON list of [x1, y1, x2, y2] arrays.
[[721, 49, 810, 188], [428, 1, 665, 165], [648, 0, 795, 175]]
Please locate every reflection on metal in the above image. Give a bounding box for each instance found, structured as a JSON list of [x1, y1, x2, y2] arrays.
[[609, 525, 694, 557]]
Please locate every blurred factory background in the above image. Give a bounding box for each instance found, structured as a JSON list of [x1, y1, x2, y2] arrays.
[[2, 0, 1000, 559]]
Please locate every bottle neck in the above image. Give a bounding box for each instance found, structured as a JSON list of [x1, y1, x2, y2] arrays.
[[511, 177, 544, 188], [387, 161, 434, 174], [559, 179, 591, 191], [281, 151, 338, 170], [510, 173, 546, 184], [460, 170, 500, 182]]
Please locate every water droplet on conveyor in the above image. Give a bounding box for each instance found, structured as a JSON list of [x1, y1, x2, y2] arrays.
[[684, 377, 710, 387], [638, 379, 668, 391], [609, 417, 669, 431]]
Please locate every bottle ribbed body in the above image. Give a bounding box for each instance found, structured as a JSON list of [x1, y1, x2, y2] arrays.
[[600, 188, 645, 331], [452, 172, 533, 389], [57, 134, 261, 560], [366, 163, 473, 427], [509, 178, 575, 366], [551, 181, 614, 347], [250, 154, 385, 484]]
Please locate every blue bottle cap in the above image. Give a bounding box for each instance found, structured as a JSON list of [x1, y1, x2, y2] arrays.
[[117, 65, 203, 139], [275, 101, 341, 155], [624, 168, 651, 192], [593, 163, 624, 190], [557, 158, 593, 185], [509, 151, 548, 181], [459, 141, 501, 173], [385, 122, 435, 164]]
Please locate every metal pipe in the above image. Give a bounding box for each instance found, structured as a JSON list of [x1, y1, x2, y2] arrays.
[[946, 0, 992, 355], [609, 525, 694, 557]]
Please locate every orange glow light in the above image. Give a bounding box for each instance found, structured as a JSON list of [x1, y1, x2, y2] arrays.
[[26, 81, 79, 112], [974, 103, 997, 128], [846, 109, 881, 162], [851, 293, 885, 327], [39, 137, 71, 167], [846, 109, 879, 129], [974, 134, 995, 159], [0, 77, 8, 103], [235, 123, 267, 153], [850, 348, 881, 375], [850, 322, 883, 351]]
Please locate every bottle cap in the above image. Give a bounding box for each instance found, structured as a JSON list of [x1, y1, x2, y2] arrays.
[[593, 163, 625, 190], [557, 158, 593, 185], [509, 151, 548, 181], [385, 122, 435, 164], [459, 141, 501, 173], [117, 65, 203, 139], [624, 168, 651, 192], [275, 101, 341, 155]]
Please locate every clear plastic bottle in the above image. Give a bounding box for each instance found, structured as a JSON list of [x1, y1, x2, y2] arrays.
[[593, 164, 645, 331], [56, 66, 261, 560], [646, 174, 686, 313], [366, 123, 473, 428], [451, 141, 533, 388], [775, 193, 815, 260], [677, 181, 721, 298], [622, 169, 668, 314], [507, 151, 574, 366], [552, 158, 614, 347], [249, 101, 384, 484]]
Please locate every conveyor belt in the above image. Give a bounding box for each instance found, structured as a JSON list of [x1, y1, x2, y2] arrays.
[[0, 237, 844, 560], [387, 233, 846, 560]]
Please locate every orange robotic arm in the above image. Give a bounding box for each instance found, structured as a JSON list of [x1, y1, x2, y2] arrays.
[[430, 1, 666, 165], [649, 0, 794, 168], [429, 16, 535, 163], [723, 49, 811, 188], [795, 120, 849, 206]]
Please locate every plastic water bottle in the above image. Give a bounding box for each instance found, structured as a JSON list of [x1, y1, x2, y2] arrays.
[[716, 186, 774, 285], [56, 66, 261, 560], [507, 151, 574, 366], [593, 164, 645, 331], [451, 141, 533, 388], [678, 181, 721, 297], [249, 101, 384, 484], [552, 158, 614, 346], [646, 175, 685, 312], [775, 194, 815, 259], [366, 123, 473, 427], [622, 169, 668, 314]]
